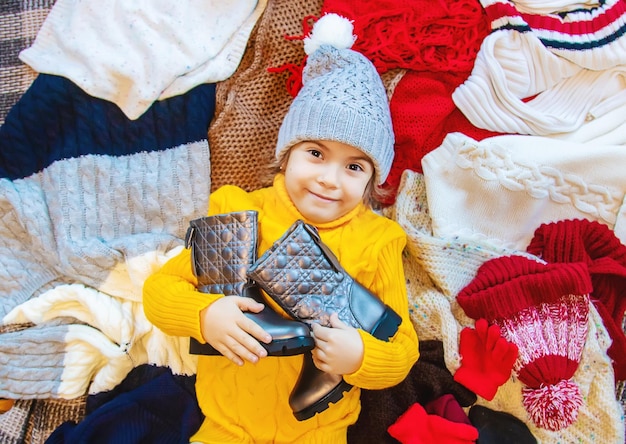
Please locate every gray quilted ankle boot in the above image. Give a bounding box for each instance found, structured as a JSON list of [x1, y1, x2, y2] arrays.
[[185, 210, 314, 357], [247, 220, 402, 339], [247, 220, 402, 420]]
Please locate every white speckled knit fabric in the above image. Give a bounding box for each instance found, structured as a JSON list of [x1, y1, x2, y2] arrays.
[[387, 169, 625, 443], [19, 0, 267, 119]]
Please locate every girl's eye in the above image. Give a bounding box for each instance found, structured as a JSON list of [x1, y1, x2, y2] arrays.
[[348, 163, 363, 172], [308, 149, 322, 158]]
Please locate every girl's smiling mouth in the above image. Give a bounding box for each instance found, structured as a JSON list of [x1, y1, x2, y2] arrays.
[[309, 190, 338, 202]]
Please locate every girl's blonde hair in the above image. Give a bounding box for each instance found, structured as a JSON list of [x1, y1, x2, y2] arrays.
[[263, 147, 393, 210]]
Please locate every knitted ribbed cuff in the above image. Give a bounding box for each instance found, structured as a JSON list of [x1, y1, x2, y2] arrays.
[[457, 255, 592, 320]]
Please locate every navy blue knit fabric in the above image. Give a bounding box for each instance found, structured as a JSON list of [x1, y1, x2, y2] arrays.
[[0, 74, 216, 180], [45, 368, 203, 444]]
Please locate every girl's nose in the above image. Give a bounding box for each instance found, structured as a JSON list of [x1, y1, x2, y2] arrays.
[[317, 165, 340, 188]]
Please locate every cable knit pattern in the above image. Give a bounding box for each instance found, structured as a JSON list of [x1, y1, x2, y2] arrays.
[[454, 139, 621, 224], [0, 71, 215, 408], [0, 143, 210, 315], [422, 132, 626, 250]]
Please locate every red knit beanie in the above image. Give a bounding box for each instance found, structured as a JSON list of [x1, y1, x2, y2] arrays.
[[527, 218, 626, 381], [457, 255, 593, 431], [457, 255, 592, 320]]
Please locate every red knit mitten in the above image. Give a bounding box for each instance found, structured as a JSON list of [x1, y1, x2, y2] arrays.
[[388, 402, 478, 444], [454, 318, 518, 400]]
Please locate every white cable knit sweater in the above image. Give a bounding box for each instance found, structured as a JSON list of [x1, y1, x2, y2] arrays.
[[452, 0, 626, 135], [421, 132, 626, 250]]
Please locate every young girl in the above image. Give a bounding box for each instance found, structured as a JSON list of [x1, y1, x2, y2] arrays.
[[143, 13, 419, 443]]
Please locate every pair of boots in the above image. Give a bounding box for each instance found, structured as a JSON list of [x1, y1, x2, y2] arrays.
[[185, 211, 402, 421], [186, 211, 313, 358]]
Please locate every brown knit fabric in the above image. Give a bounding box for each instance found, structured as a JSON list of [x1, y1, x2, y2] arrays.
[[348, 340, 477, 444], [0, 398, 87, 444], [27, 397, 87, 444], [208, 0, 324, 192]]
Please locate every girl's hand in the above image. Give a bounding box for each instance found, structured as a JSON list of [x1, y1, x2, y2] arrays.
[[310, 313, 364, 375], [200, 296, 272, 366]]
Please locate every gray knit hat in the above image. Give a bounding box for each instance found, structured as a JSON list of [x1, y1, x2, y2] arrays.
[[275, 13, 395, 185]]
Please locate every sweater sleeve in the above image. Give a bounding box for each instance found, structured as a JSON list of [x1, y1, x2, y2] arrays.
[[142, 185, 251, 342], [142, 248, 215, 341], [343, 233, 420, 390]]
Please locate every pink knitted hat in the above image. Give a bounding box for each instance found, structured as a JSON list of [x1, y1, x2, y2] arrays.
[[527, 218, 626, 381], [457, 255, 593, 431]]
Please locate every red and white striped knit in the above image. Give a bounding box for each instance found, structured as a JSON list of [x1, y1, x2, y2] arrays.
[[457, 254, 593, 431], [527, 218, 626, 381], [481, 0, 626, 70], [497, 294, 589, 431]]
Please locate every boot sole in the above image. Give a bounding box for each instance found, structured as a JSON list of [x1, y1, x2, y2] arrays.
[[264, 336, 315, 356], [293, 379, 353, 421], [289, 308, 400, 421], [189, 336, 315, 357]]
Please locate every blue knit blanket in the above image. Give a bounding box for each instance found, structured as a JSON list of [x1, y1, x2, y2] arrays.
[[0, 74, 215, 399]]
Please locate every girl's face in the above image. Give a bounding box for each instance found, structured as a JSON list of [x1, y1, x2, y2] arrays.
[[283, 140, 374, 224]]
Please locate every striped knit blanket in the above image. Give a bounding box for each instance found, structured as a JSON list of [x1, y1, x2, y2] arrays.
[[0, 72, 215, 441]]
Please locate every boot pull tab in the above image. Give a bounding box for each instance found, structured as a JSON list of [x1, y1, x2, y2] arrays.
[[301, 222, 343, 273], [185, 224, 200, 277], [184, 225, 195, 249]]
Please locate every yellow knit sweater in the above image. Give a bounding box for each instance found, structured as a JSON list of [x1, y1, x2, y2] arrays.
[[143, 174, 419, 443]]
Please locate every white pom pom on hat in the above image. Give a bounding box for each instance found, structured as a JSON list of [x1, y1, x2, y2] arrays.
[[276, 13, 395, 185], [303, 13, 356, 55]]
